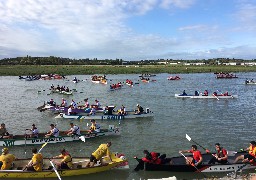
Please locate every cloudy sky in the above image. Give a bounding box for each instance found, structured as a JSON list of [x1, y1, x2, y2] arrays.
[[1, 0, 256, 60]]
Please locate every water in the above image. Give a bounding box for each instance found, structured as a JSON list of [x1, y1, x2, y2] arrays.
[[0, 72, 255, 180]]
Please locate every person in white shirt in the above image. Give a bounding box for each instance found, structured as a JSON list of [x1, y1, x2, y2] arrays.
[[71, 99, 77, 109], [95, 100, 101, 109], [45, 124, 59, 138], [27, 124, 39, 138], [67, 105, 73, 115], [66, 123, 80, 136]]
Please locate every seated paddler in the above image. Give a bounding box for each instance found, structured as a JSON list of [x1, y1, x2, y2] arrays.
[[0, 148, 17, 170], [25, 148, 43, 171], [179, 145, 203, 166], [52, 149, 72, 170]]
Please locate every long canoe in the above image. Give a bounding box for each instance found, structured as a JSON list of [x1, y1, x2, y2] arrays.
[[134, 151, 255, 173], [0, 153, 128, 178], [0, 126, 120, 147], [174, 94, 238, 99], [54, 109, 153, 120]]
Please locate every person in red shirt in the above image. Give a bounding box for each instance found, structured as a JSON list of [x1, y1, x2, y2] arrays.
[[179, 145, 203, 166], [208, 143, 228, 164]]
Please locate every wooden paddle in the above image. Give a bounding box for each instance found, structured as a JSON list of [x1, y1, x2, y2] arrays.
[[186, 134, 209, 151]]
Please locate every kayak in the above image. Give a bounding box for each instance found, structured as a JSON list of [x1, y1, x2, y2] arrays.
[[0, 153, 128, 178], [0, 125, 120, 147]]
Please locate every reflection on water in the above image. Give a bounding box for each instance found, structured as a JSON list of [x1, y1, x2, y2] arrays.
[[0, 73, 255, 179]]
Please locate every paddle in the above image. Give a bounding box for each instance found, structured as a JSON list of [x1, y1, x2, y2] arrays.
[[49, 159, 62, 180], [23, 142, 48, 171], [186, 134, 209, 151], [213, 94, 219, 100], [179, 152, 207, 178]]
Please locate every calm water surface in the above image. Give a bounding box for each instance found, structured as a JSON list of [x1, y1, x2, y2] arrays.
[[0, 72, 255, 180]]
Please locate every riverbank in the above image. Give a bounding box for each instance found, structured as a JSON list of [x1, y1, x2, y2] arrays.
[[0, 65, 256, 76]]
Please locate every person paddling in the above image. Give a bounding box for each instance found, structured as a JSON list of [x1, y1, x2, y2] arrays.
[[208, 143, 228, 164], [52, 149, 72, 170], [0, 148, 17, 170], [85, 142, 113, 167], [24, 148, 43, 171], [233, 141, 256, 163], [179, 145, 203, 166]]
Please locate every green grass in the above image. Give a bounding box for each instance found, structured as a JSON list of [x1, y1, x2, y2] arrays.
[[0, 65, 256, 76]]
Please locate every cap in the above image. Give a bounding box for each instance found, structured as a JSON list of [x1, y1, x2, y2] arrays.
[[2, 148, 8, 153], [32, 124, 35, 126], [137, 104, 139, 107]]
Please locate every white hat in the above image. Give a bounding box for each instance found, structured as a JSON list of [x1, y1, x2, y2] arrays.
[[137, 104, 139, 106]]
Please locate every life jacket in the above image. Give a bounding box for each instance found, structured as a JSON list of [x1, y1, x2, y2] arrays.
[[217, 147, 227, 160], [150, 152, 161, 164], [249, 146, 256, 157]]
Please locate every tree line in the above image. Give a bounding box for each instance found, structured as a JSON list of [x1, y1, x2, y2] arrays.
[[0, 55, 255, 65]]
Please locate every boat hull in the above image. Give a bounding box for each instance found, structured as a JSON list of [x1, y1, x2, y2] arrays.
[[135, 152, 255, 173], [175, 94, 238, 99], [55, 110, 153, 120], [0, 127, 120, 147], [0, 154, 128, 178]]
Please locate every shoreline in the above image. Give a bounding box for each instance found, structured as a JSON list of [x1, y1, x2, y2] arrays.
[[0, 65, 256, 76]]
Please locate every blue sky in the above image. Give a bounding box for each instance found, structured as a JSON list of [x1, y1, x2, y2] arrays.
[[0, 0, 256, 60]]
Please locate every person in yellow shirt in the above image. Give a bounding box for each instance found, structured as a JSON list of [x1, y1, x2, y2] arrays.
[[234, 141, 256, 163], [85, 142, 113, 167], [25, 148, 43, 171], [52, 149, 72, 169], [0, 148, 17, 170]]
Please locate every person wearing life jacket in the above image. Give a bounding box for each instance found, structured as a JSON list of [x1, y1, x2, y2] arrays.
[[179, 145, 203, 166], [208, 143, 228, 164], [52, 149, 72, 170], [234, 141, 256, 163], [88, 119, 101, 133]]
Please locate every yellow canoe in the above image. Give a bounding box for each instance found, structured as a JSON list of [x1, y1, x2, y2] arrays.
[[0, 154, 128, 178]]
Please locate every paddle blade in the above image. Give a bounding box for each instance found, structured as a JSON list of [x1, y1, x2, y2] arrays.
[[49, 160, 62, 180], [186, 134, 191, 141], [79, 136, 86, 142]]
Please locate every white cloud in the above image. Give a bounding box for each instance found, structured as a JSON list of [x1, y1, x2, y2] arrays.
[[160, 0, 196, 9]]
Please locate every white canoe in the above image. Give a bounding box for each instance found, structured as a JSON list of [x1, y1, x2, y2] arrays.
[[0, 125, 120, 147], [55, 109, 153, 120], [175, 94, 238, 99]]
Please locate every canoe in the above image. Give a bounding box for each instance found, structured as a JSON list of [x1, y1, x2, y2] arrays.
[[0, 125, 120, 147], [134, 151, 255, 173], [174, 94, 238, 99], [0, 153, 128, 178], [50, 89, 73, 95], [40, 104, 105, 113], [54, 108, 153, 120], [245, 81, 256, 85], [167, 76, 180, 80]]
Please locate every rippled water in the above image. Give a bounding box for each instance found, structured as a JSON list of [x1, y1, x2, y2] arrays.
[[0, 72, 255, 180]]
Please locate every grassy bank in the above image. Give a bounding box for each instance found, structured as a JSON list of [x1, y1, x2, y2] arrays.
[[0, 65, 256, 76]]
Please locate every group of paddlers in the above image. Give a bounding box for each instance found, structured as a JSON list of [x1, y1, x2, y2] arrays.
[[110, 82, 122, 89], [0, 141, 113, 171], [134, 141, 256, 170], [50, 84, 70, 92], [181, 90, 230, 96]]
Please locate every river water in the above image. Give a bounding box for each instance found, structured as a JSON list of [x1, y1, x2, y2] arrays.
[[0, 72, 256, 180]]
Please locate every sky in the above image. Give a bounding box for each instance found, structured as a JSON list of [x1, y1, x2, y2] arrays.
[[0, 0, 256, 60]]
